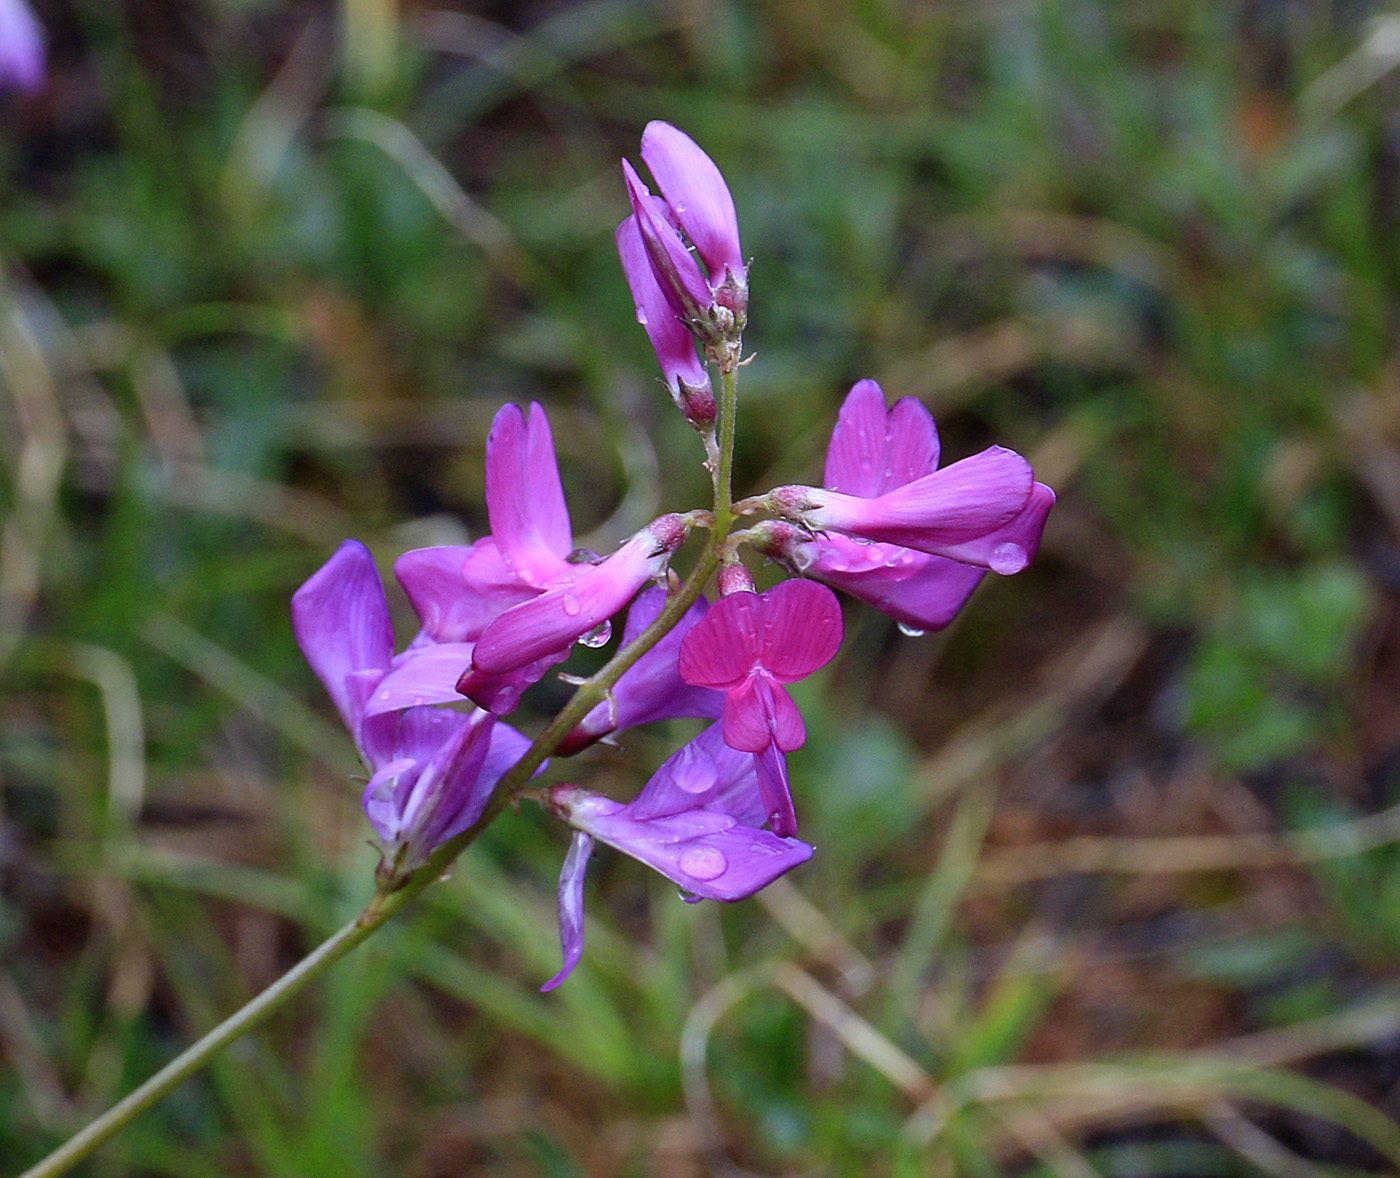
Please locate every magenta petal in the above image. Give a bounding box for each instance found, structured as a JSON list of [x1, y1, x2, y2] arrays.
[[720, 675, 776, 753], [801, 534, 987, 631], [363, 642, 477, 716], [541, 831, 593, 992], [485, 403, 573, 588], [823, 379, 891, 497], [640, 121, 743, 283], [471, 530, 669, 675], [396, 540, 538, 644], [291, 540, 394, 733], [932, 482, 1056, 574], [759, 579, 843, 682], [808, 446, 1033, 552], [882, 397, 940, 492], [754, 743, 798, 837], [765, 678, 806, 752], [456, 647, 571, 714], [616, 216, 709, 392], [623, 160, 713, 313], [678, 590, 763, 689]]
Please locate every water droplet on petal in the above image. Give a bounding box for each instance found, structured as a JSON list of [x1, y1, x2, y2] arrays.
[[562, 594, 581, 617], [519, 569, 537, 586], [677, 888, 703, 904], [496, 687, 519, 711], [579, 619, 611, 648], [989, 541, 1027, 575], [897, 623, 926, 638], [679, 845, 727, 881]]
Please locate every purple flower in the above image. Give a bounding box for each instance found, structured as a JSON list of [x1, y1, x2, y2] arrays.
[[769, 380, 1055, 575], [677, 580, 842, 836], [292, 540, 529, 873], [556, 585, 723, 754], [615, 215, 715, 427], [457, 514, 688, 713], [619, 122, 748, 347], [541, 723, 814, 990], [0, 0, 44, 95]]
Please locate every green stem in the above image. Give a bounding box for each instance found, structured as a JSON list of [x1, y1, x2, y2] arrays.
[[23, 355, 745, 1178], [18, 903, 396, 1178]]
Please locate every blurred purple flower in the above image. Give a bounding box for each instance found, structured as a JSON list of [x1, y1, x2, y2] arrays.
[[542, 723, 813, 990], [678, 579, 842, 835], [556, 585, 723, 755], [292, 540, 528, 873], [769, 380, 1054, 575], [0, 0, 44, 95]]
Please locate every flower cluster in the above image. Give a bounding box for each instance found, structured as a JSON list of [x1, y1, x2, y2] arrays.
[[293, 121, 1053, 988]]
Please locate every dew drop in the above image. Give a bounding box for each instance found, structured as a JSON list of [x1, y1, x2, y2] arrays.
[[679, 845, 728, 881], [989, 541, 1027, 575], [562, 594, 581, 617], [496, 687, 519, 711], [898, 623, 926, 638], [579, 619, 612, 648], [677, 888, 703, 904]]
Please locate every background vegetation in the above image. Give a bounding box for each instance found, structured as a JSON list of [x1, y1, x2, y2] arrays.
[[5, 1, 1400, 1174]]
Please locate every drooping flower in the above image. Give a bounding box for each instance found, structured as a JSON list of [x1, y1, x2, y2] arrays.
[[768, 380, 1055, 575], [619, 121, 748, 351], [556, 585, 722, 754], [0, 0, 44, 95], [542, 723, 814, 989], [292, 540, 529, 874], [677, 579, 842, 835], [457, 514, 688, 713]]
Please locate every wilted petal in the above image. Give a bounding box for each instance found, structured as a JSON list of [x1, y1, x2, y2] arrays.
[[540, 832, 594, 992], [931, 482, 1056, 574], [759, 578, 843, 682], [363, 641, 476, 716], [640, 120, 743, 283], [616, 216, 710, 394], [485, 403, 573, 588], [291, 540, 394, 734]]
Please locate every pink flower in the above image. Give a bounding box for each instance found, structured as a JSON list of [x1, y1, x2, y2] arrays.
[[542, 724, 813, 990], [457, 515, 687, 713], [393, 402, 687, 714], [619, 122, 748, 347], [677, 579, 843, 835], [769, 380, 1054, 575]]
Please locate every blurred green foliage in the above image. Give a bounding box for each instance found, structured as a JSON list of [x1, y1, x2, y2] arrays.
[[6, 0, 1400, 1175]]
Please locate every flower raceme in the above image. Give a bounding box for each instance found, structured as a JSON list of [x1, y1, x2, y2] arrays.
[[285, 124, 1055, 992]]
